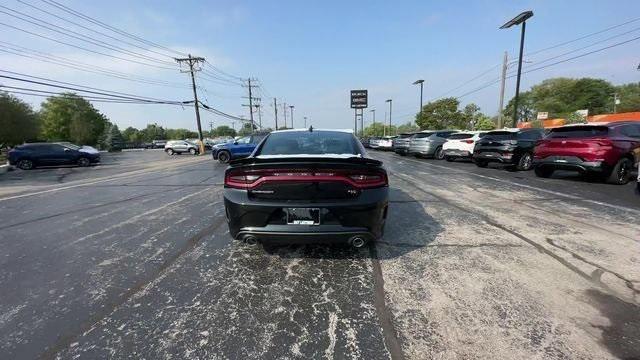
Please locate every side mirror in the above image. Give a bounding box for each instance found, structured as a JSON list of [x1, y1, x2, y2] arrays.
[[233, 141, 238, 145], [64, 148, 71, 152]]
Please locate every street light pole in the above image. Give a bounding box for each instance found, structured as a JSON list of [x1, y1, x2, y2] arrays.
[[386, 99, 393, 135], [413, 79, 424, 122], [304, 116, 307, 127], [289, 105, 295, 128], [500, 11, 533, 127]]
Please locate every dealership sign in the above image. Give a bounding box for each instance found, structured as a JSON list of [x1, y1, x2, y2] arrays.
[[350, 90, 368, 109]]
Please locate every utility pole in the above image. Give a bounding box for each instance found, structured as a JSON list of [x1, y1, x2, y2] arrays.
[[273, 98, 278, 130], [175, 54, 205, 154], [242, 78, 258, 130], [497, 51, 508, 129], [386, 99, 393, 135], [283, 102, 287, 128], [254, 104, 262, 128], [289, 105, 295, 128], [370, 109, 376, 129]]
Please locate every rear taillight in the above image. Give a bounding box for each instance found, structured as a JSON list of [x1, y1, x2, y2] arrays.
[[225, 168, 388, 189], [462, 140, 474, 144]]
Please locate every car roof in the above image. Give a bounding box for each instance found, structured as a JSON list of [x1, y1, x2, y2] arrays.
[[272, 128, 353, 134]]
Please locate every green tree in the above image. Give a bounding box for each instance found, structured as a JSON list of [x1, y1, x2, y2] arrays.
[[139, 123, 166, 142], [616, 82, 640, 113], [396, 122, 420, 134], [462, 103, 481, 130], [104, 124, 124, 152], [415, 97, 465, 130], [363, 122, 397, 137], [237, 122, 257, 136], [503, 91, 536, 124], [165, 128, 198, 140], [475, 115, 496, 130], [39, 93, 108, 145], [122, 126, 141, 143], [212, 125, 236, 137], [0, 92, 40, 146]]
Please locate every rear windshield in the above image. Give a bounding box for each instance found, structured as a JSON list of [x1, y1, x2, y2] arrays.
[[258, 131, 359, 155], [484, 131, 516, 141], [413, 132, 433, 139], [548, 126, 608, 138], [448, 133, 474, 140]]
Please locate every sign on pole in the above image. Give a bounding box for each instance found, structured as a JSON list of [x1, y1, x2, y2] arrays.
[[536, 112, 548, 120], [350, 90, 368, 109]]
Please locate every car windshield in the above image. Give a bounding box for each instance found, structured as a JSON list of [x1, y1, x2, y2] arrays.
[[257, 131, 359, 155], [484, 131, 516, 141], [413, 132, 433, 138], [547, 126, 609, 138], [60, 143, 81, 150], [448, 133, 474, 140], [398, 133, 413, 138]]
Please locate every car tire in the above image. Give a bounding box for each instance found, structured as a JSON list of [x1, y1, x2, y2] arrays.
[[516, 152, 533, 171], [166, 148, 174, 155], [534, 166, 554, 178], [434, 146, 444, 160], [218, 151, 231, 164], [474, 159, 488, 168], [445, 156, 454, 162], [17, 159, 34, 170], [77, 157, 90, 167], [606, 157, 632, 185], [189, 148, 197, 155]]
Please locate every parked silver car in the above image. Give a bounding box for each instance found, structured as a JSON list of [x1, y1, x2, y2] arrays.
[[392, 133, 415, 155], [408, 130, 458, 159], [164, 140, 199, 155]]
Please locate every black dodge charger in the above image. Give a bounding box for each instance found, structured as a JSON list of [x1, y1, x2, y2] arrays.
[[223, 129, 389, 248]]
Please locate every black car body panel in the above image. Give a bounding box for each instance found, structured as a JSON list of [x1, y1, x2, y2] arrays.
[[473, 129, 543, 166], [223, 131, 389, 245]]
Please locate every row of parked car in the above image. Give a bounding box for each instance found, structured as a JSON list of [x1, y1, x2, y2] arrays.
[[362, 121, 640, 186]]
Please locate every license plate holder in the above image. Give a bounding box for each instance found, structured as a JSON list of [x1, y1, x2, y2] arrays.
[[286, 208, 320, 225]]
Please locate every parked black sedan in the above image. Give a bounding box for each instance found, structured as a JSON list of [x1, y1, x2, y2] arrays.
[[223, 129, 389, 248], [8, 142, 100, 170]]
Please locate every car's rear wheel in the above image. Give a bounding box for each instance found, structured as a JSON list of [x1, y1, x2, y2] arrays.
[[434, 146, 444, 160], [77, 157, 90, 167], [606, 157, 632, 185], [516, 152, 533, 171], [166, 148, 174, 155], [189, 148, 197, 155], [17, 159, 34, 170], [534, 166, 554, 178], [474, 159, 488, 168], [218, 151, 231, 163]]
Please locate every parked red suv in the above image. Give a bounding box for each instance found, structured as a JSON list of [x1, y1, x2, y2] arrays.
[[533, 122, 640, 184]]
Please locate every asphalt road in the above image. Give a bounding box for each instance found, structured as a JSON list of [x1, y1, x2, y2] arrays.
[[0, 149, 638, 359]]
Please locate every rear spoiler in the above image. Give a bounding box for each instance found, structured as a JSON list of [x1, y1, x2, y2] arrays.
[[229, 156, 383, 167]]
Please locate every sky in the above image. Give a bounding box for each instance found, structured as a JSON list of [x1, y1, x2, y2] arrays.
[[1, 0, 640, 132]]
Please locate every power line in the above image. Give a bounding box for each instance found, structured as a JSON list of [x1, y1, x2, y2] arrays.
[[0, 86, 188, 104], [0, 70, 186, 103], [0, 22, 177, 70], [204, 60, 244, 81], [16, 0, 180, 60], [526, 16, 640, 57], [0, 5, 177, 67], [40, 0, 187, 57], [0, 44, 190, 89]]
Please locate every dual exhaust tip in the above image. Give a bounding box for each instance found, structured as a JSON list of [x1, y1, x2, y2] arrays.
[[241, 235, 368, 248]]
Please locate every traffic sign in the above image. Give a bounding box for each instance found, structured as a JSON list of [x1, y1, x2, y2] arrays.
[[350, 90, 368, 109]]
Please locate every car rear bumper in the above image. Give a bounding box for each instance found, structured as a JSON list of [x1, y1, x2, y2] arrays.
[[408, 145, 435, 156], [533, 156, 608, 173], [223, 187, 389, 243], [443, 149, 471, 158], [473, 151, 516, 164]]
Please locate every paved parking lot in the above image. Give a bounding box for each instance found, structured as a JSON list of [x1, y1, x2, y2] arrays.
[[0, 149, 638, 359]]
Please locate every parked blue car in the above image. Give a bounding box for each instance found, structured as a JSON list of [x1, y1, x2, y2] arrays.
[[8, 142, 101, 170], [212, 133, 268, 163]]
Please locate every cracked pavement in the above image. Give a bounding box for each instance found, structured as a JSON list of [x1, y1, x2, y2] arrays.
[[0, 150, 638, 359]]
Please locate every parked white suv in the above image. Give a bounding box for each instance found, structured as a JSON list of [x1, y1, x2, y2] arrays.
[[442, 131, 486, 161], [164, 140, 199, 155]]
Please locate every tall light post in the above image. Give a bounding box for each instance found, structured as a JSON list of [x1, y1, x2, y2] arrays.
[[413, 79, 424, 121], [304, 116, 308, 127], [500, 10, 533, 127], [289, 105, 295, 128], [370, 109, 376, 136], [386, 99, 393, 135]]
